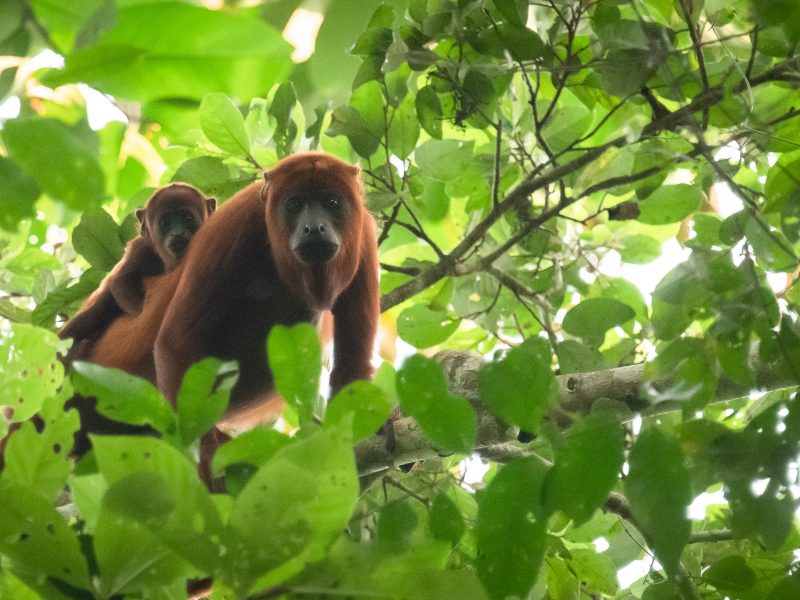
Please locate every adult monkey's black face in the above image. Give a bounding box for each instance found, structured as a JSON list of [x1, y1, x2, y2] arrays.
[[284, 191, 344, 265]]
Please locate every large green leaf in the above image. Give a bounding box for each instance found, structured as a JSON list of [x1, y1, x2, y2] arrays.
[[0, 156, 39, 231], [225, 422, 358, 595], [93, 436, 224, 574], [0, 324, 67, 423], [41, 2, 293, 103], [478, 338, 556, 432], [199, 93, 251, 158], [71, 361, 176, 434], [0, 479, 91, 589], [625, 428, 691, 573], [396, 354, 476, 454], [267, 323, 322, 424], [2, 391, 79, 503], [397, 304, 460, 348], [2, 118, 105, 210], [71, 208, 126, 272], [562, 298, 634, 342], [637, 184, 702, 225], [544, 413, 625, 524], [477, 456, 550, 600]]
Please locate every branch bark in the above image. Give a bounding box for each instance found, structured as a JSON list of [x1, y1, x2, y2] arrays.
[[354, 350, 798, 474]]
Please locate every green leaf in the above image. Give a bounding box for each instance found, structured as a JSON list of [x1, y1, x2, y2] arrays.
[[545, 413, 624, 524], [416, 85, 443, 139], [2, 392, 79, 502], [429, 493, 465, 544], [0, 0, 24, 44], [769, 573, 800, 599], [172, 156, 253, 199], [477, 456, 550, 600], [396, 354, 476, 454], [225, 423, 358, 595], [397, 304, 460, 348], [42, 3, 292, 103], [492, 0, 527, 25], [71, 208, 126, 271], [618, 234, 661, 264], [267, 323, 322, 424], [637, 184, 702, 225], [388, 94, 420, 159], [176, 358, 236, 445], [211, 428, 290, 477], [92, 436, 223, 574], [598, 49, 654, 96], [0, 479, 91, 589], [2, 118, 105, 210], [415, 139, 474, 181], [94, 475, 197, 598], [199, 92, 251, 158], [568, 549, 619, 596], [71, 361, 175, 434], [326, 106, 381, 158], [0, 324, 67, 423], [625, 428, 691, 573], [478, 338, 556, 432], [705, 555, 756, 593], [31, 267, 105, 329], [556, 340, 610, 374], [269, 81, 298, 132], [745, 218, 798, 272], [562, 298, 634, 341], [326, 380, 392, 442], [0, 156, 39, 231], [28, 0, 106, 51], [492, 23, 546, 61]]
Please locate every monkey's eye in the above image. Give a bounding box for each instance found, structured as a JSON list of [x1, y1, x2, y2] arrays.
[[286, 197, 303, 215], [159, 216, 171, 229], [322, 195, 340, 210]]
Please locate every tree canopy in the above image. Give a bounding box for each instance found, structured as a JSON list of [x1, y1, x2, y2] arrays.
[[1, 0, 800, 599]]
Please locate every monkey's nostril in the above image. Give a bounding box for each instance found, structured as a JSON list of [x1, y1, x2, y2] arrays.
[[303, 225, 311, 234], [319, 224, 326, 233]]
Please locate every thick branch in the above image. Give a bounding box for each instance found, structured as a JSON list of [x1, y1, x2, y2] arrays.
[[354, 350, 798, 474]]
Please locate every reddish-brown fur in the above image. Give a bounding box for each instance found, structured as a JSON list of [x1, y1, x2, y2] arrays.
[[59, 184, 215, 357]]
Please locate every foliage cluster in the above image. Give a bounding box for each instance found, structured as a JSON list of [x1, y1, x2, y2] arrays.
[[1, 0, 800, 599]]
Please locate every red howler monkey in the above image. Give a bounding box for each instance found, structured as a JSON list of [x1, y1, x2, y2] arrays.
[[155, 152, 379, 418], [59, 184, 216, 357]]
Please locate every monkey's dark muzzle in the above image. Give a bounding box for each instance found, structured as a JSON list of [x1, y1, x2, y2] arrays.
[[296, 239, 339, 264]]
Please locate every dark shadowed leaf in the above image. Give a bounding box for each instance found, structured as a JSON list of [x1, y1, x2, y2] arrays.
[[478, 338, 556, 432], [477, 456, 550, 600], [625, 428, 691, 573], [545, 412, 624, 524], [0, 156, 39, 231]]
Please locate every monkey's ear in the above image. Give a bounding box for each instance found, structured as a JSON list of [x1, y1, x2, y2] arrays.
[[259, 171, 270, 204], [348, 164, 360, 176], [207, 198, 217, 214]]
